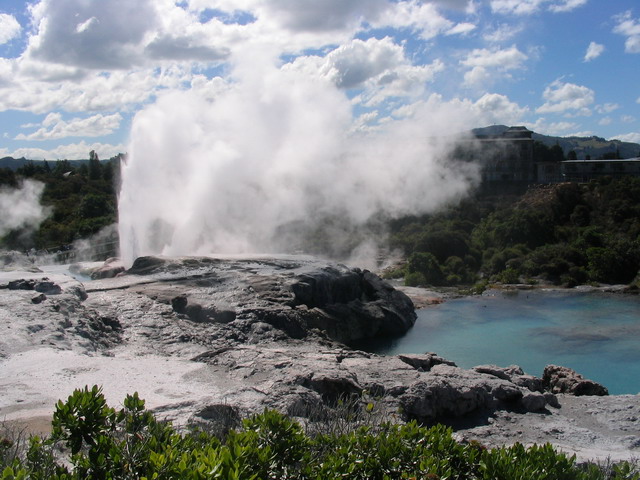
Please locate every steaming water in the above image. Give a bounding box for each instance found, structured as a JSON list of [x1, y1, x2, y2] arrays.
[[369, 290, 640, 395]]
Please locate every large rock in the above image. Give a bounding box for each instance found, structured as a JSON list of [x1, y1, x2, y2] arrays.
[[398, 364, 526, 421], [543, 365, 608, 396], [290, 267, 417, 344], [124, 256, 416, 345]]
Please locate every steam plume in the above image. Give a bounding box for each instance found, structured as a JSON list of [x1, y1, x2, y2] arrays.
[[0, 179, 49, 241], [119, 55, 480, 267]]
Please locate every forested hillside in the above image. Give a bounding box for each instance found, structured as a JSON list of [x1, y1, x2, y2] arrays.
[[388, 177, 640, 287], [0, 152, 121, 253]]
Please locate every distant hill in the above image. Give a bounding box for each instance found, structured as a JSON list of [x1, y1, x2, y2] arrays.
[[473, 125, 640, 159], [0, 157, 31, 170], [0, 157, 107, 171]]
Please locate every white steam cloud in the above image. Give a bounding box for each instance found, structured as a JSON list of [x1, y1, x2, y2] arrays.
[[0, 180, 49, 239], [118, 54, 480, 267]]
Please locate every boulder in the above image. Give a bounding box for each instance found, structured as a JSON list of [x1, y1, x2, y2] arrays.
[[35, 280, 62, 295], [8, 279, 36, 290], [31, 293, 47, 304], [543, 365, 608, 396], [300, 372, 362, 404], [189, 404, 242, 437], [290, 266, 417, 344], [398, 365, 527, 421], [400, 379, 494, 421], [521, 392, 547, 412], [544, 392, 560, 408], [90, 258, 126, 279]]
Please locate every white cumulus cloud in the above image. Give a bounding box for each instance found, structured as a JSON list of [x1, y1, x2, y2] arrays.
[[473, 93, 529, 124], [548, 0, 587, 13], [0, 67, 189, 114], [26, 0, 159, 69], [15, 112, 122, 141], [613, 132, 640, 144], [536, 80, 595, 115], [584, 41, 604, 62], [371, 1, 453, 40], [461, 45, 528, 87], [6, 141, 126, 160], [321, 37, 406, 89], [614, 11, 640, 54], [491, 0, 586, 15], [287, 37, 443, 105], [525, 118, 579, 135], [0, 13, 21, 45], [483, 23, 523, 43], [596, 103, 619, 114]]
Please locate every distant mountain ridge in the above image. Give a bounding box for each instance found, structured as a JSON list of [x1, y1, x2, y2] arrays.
[[0, 157, 114, 171], [473, 125, 640, 159]]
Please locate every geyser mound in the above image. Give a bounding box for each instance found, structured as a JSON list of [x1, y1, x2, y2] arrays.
[[118, 56, 479, 267]]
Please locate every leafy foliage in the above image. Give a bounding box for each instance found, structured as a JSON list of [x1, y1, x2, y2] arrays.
[[389, 178, 640, 287], [3, 386, 639, 479], [0, 155, 121, 252]]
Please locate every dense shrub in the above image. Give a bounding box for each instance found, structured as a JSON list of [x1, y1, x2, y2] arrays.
[[3, 386, 639, 479], [406, 252, 445, 286], [390, 178, 640, 286]]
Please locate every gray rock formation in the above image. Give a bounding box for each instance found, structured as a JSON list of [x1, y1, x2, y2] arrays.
[[543, 364, 609, 396], [2, 255, 637, 462], [124, 255, 417, 345]]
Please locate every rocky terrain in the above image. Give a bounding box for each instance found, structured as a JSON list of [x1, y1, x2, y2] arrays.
[[0, 254, 638, 462]]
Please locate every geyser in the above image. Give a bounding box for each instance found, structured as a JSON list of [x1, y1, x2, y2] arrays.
[[118, 55, 480, 267]]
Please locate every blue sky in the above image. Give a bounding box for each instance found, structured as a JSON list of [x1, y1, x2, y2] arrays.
[[0, 0, 638, 160]]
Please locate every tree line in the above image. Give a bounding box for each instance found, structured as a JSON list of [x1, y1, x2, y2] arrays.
[[387, 176, 640, 288]]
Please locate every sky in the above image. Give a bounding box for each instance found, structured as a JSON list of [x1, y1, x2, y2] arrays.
[[0, 0, 639, 161]]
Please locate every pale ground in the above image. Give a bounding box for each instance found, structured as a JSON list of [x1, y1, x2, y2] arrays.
[[0, 347, 217, 431]]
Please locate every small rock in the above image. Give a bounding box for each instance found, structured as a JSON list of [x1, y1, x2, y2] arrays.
[[35, 281, 62, 295], [8, 279, 35, 290], [398, 352, 456, 371], [171, 294, 188, 314], [31, 293, 47, 304]]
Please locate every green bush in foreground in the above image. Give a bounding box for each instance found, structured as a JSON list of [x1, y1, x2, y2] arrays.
[[2, 386, 638, 479]]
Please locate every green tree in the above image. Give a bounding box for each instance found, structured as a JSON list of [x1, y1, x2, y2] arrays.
[[406, 252, 445, 286], [88, 150, 102, 181]]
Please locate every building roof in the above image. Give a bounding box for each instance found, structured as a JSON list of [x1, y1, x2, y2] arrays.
[[562, 157, 640, 163]]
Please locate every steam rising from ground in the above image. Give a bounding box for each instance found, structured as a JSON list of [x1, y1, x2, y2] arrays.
[[0, 180, 50, 242], [119, 56, 480, 267]]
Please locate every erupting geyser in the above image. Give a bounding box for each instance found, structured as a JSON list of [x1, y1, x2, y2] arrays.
[[118, 54, 480, 267]]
